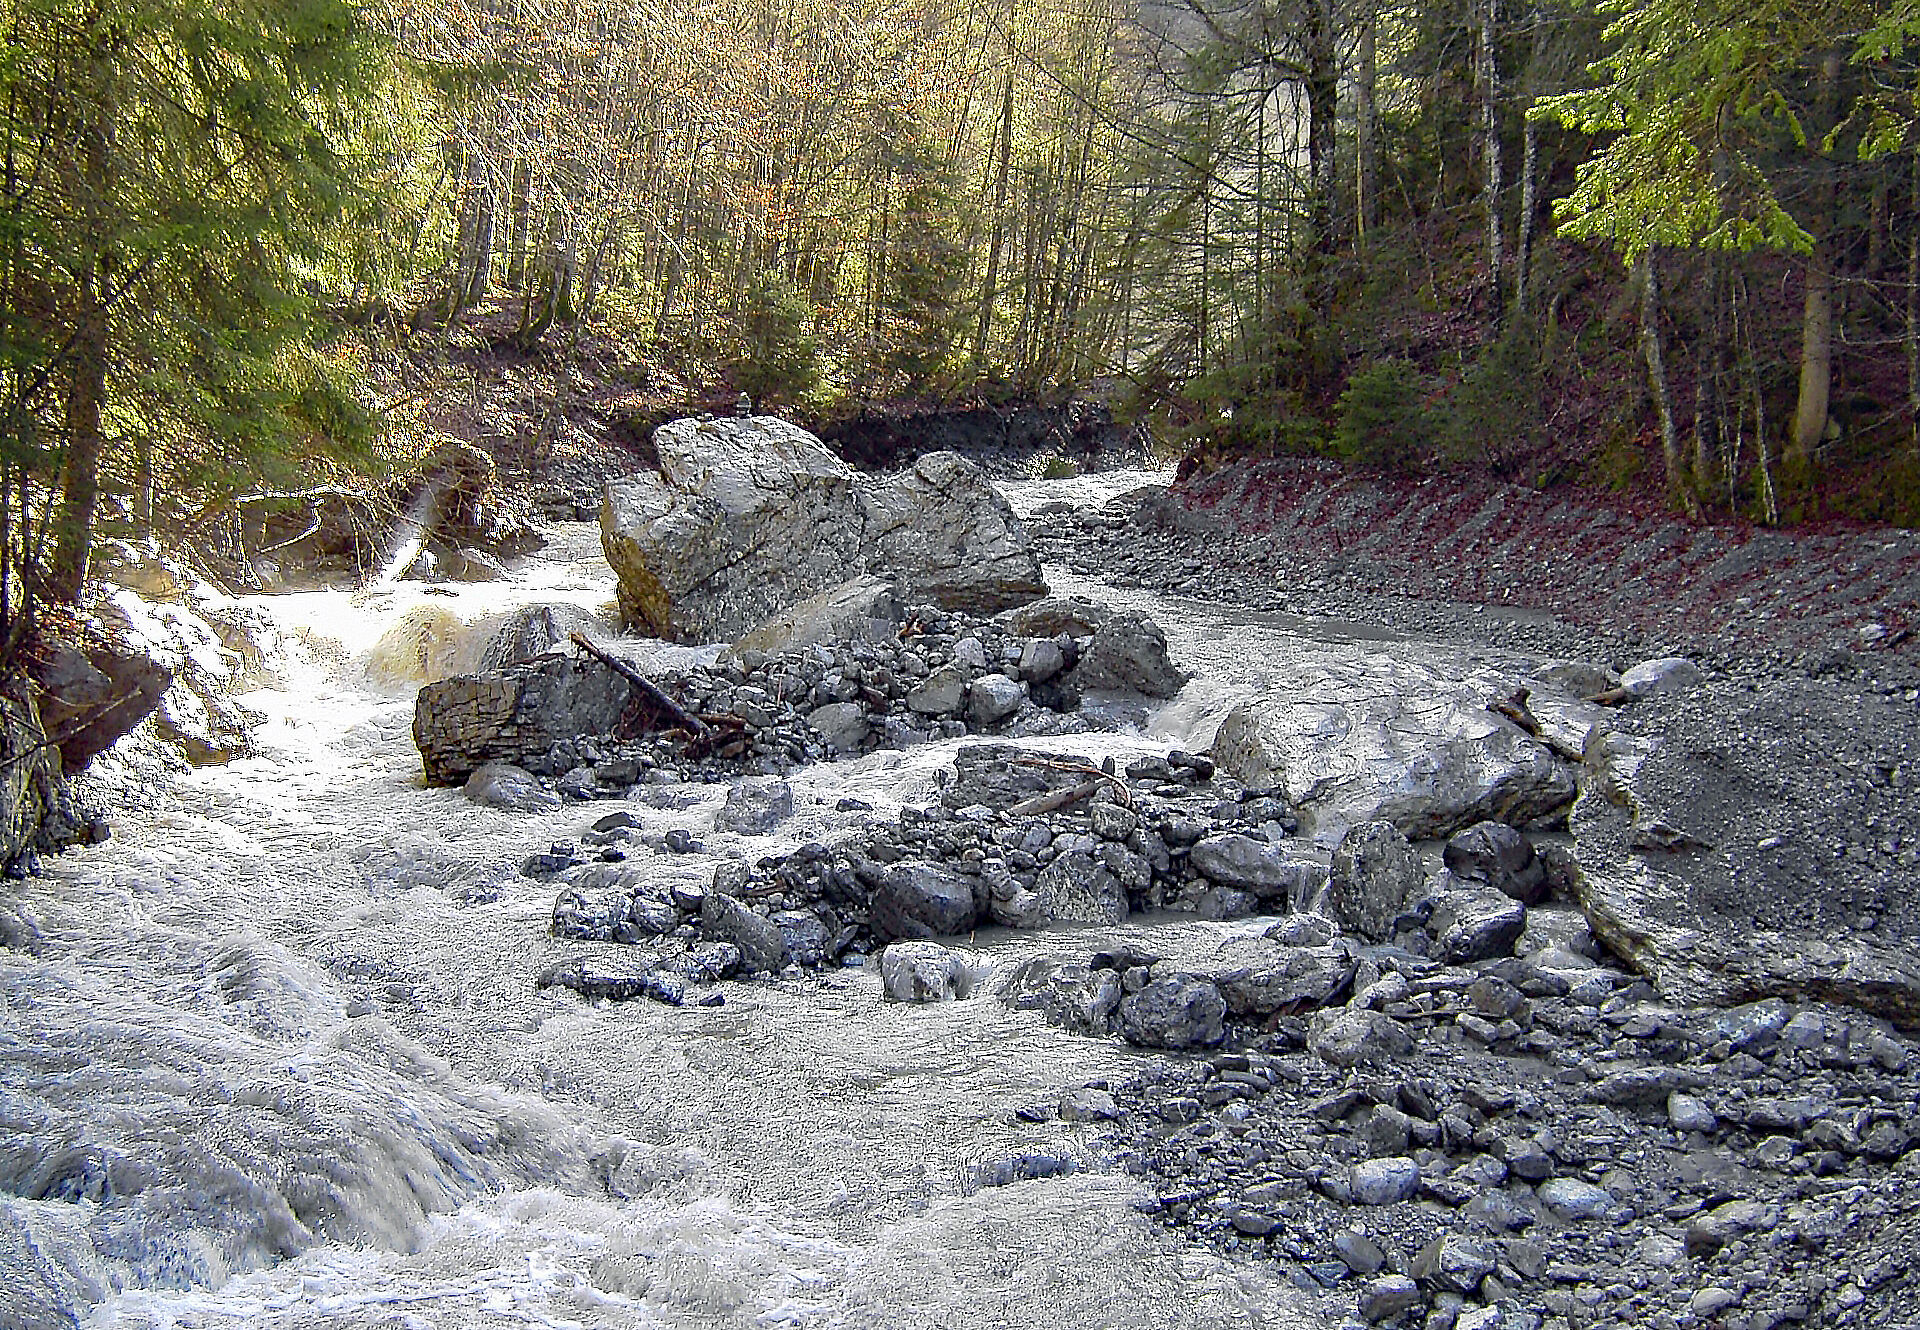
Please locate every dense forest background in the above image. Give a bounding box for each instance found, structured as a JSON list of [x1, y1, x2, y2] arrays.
[[2, 0, 1919, 650]]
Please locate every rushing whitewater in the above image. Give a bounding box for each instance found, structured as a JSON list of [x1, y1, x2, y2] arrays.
[[0, 475, 1551, 1329]]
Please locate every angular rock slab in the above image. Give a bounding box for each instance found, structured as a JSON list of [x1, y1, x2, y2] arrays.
[[1211, 654, 1580, 848], [860, 451, 1047, 615], [727, 574, 904, 662], [1572, 715, 1920, 1029], [602, 417, 1043, 641], [1181, 935, 1355, 1016], [414, 655, 633, 785], [603, 417, 866, 640]]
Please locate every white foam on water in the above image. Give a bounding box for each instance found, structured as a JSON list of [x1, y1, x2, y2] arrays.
[[995, 466, 1174, 520], [0, 508, 1373, 1330]]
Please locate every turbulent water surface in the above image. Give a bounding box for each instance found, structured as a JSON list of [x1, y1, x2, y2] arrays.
[[2, 476, 1556, 1330]]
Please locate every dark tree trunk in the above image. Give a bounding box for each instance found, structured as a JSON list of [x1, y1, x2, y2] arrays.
[[1304, 0, 1337, 256], [1355, 0, 1378, 245], [1909, 154, 1918, 452], [973, 66, 1016, 374], [49, 264, 107, 604], [1479, 0, 1503, 317], [1789, 49, 1843, 468]]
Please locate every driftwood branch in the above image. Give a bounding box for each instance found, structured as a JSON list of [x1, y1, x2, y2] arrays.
[[1488, 687, 1585, 762], [1008, 755, 1133, 810], [1488, 687, 1541, 736], [569, 633, 707, 736], [1010, 778, 1105, 817]]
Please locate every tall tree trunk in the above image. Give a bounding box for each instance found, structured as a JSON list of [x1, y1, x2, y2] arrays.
[[1791, 253, 1833, 465], [973, 65, 1015, 374], [49, 262, 108, 604], [1479, 0, 1504, 319], [1515, 118, 1537, 319], [1909, 153, 1918, 452], [1734, 272, 1779, 524], [1789, 49, 1843, 468], [466, 163, 495, 308], [1514, 1, 1545, 319], [48, 52, 114, 606], [1304, 0, 1337, 256], [1355, 0, 1378, 245], [1692, 253, 1723, 494], [507, 159, 531, 290], [1637, 250, 1693, 514]]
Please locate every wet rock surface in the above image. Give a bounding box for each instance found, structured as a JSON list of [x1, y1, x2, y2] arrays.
[[413, 595, 1184, 787], [600, 416, 1044, 640]]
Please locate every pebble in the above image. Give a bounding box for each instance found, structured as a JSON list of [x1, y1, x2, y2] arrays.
[[1351, 1157, 1423, 1206]]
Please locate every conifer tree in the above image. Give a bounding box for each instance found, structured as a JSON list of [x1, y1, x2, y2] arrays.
[[0, 0, 387, 617]]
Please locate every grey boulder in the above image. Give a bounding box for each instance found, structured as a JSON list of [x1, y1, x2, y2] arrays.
[[967, 673, 1027, 727], [1329, 820, 1425, 941], [1429, 874, 1528, 963], [881, 941, 985, 1001], [464, 762, 560, 812], [905, 664, 969, 717], [414, 654, 637, 785], [997, 958, 1123, 1036], [1309, 1007, 1414, 1067], [1072, 613, 1189, 698], [859, 450, 1048, 614], [714, 777, 794, 835], [1211, 654, 1579, 848], [870, 863, 979, 942], [602, 416, 866, 640], [1442, 820, 1547, 904], [1038, 851, 1129, 925], [601, 418, 1043, 640], [806, 701, 869, 754], [1350, 1157, 1422, 1206], [1117, 975, 1228, 1049], [479, 603, 604, 671], [1190, 833, 1328, 905], [1185, 935, 1355, 1016], [1619, 656, 1704, 700], [727, 574, 903, 661], [700, 892, 789, 973]]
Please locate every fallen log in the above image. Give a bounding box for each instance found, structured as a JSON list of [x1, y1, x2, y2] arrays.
[[568, 633, 708, 736]]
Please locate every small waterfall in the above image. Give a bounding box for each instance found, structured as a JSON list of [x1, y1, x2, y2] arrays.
[[373, 479, 447, 586]]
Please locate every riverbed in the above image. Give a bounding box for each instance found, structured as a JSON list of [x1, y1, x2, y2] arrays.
[[3, 474, 1573, 1330]]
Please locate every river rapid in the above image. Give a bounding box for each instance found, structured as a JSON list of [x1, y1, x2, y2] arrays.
[[2, 471, 1566, 1330]]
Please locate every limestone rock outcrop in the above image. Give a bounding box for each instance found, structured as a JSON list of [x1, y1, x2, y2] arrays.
[[414, 656, 634, 785], [1571, 708, 1920, 1028], [601, 417, 1044, 641]]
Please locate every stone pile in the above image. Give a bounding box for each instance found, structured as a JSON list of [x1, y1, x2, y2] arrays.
[[1079, 959, 1920, 1330], [413, 593, 1186, 789]]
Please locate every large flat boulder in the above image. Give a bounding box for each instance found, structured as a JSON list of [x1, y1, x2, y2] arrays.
[[601, 417, 1043, 642], [1210, 654, 1581, 848], [1569, 687, 1920, 1029], [727, 575, 903, 662]]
